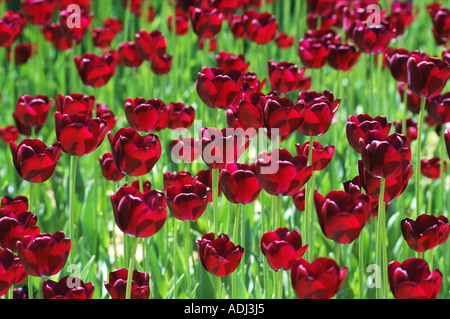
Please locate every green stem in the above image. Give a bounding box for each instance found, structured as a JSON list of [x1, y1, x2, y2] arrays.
[[69, 155, 78, 267], [359, 229, 365, 299], [213, 168, 219, 235], [28, 276, 33, 300], [125, 236, 139, 299], [184, 220, 191, 298], [173, 218, 178, 298], [304, 135, 315, 261], [376, 178, 386, 299], [415, 97, 427, 219], [440, 128, 447, 215], [232, 204, 240, 299]]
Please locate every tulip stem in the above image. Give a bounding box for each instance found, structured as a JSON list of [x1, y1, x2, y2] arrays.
[[415, 97, 426, 219], [232, 203, 240, 299], [440, 128, 446, 215], [184, 220, 191, 298], [376, 178, 386, 299], [173, 218, 178, 298], [305, 135, 315, 261], [213, 168, 219, 235], [359, 229, 365, 299], [125, 236, 139, 299], [28, 276, 33, 300], [68, 155, 78, 268]]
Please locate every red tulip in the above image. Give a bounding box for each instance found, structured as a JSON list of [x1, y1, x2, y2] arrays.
[[352, 20, 395, 54], [166, 102, 195, 130], [9, 139, 62, 183], [104, 268, 150, 299], [0, 248, 18, 297], [295, 141, 335, 171], [345, 114, 391, 153], [108, 128, 161, 177], [298, 37, 330, 69], [242, 9, 278, 44], [168, 7, 190, 35], [43, 23, 74, 51], [54, 112, 108, 156], [426, 92, 450, 125], [274, 32, 294, 49], [99, 152, 125, 182], [54, 93, 95, 116], [11, 42, 34, 65], [96, 103, 118, 131], [150, 53, 173, 75], [111, 181, 167, 238], [169, 137, 201, 163], [421, 157, 446, 179], [290, 257, 347, 299], [0, 125, 19, 144], [406, 55, 450, 98], [189, 6, 223, 39], [196, 233, 244, 277], [118, 41, 144, 68], [42, 276, 95, 299], [1, 196, 29, 213], [296, 90, 340, 136], [314, 190, 369, 244], [215, 51, 250, 73], [197, 67, 242, 110], [268, 60, 306, 94], [260, 227, 308, 271], [237, 91, 266, 129], [292, 189, 306, 212], [91, 27, 118, 49], [21, 0, 57, 26], [0, 11, 26, 48], [16, 231, 71, 277], [124, 97, 165, 133], [393, 118, 418, 143], [427, 4, 450, 42], [401, 214, 450, 253], [388, 258, 443, 299], [264, 95, 301, 139], [14, 94, 51, 130], [0, 208, 40, 251], [219, 162, 261, 204], [166, 180, 208, 221], [255, 148, 313, 196], [327, 41, 361, 71], [445, 129, 450, 159], [74, 51, 117, 88], [59, 8, 93, 43], [134, 29, 167, 61]]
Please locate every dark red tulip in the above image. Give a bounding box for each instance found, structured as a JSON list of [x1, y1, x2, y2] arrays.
[[111, 181, 167, 238], [242, 9, 278, 44], [150, 53, 173, 75], [11, 42, 34, 66], [42, 276, 95, 299], [96, 103, 118, 131], [421, 157, 446, 180], [298, 37, 330, 69], [343, 176, 380, 219], [196, 233, 244, 277], [306, 0, 335, 16], [43, 23, 74, 51], [163, 170, 197, 193], [388, 258, 443, 299], [386, 0, 417, 37], [169, 137, 201, 163], [59, 8, 93, 43], [426, 92, 450, 125], [232, 71, 267, 107], [358, 159, 413, 202], [385, 48, 412, 83], [215, 51, 250, 73], [296, 90, 340, 136], [21, 0, 57, 26], [74, 51, 117, 88], [189, 6, 223, 39], [228, 14, 246, 39], [197, 67, 242, 110], [0, 208, 40, 251], [197, 37, 218, 52], [208, 0, 240, 20], [16, 231, 71, 277], [402, 213, 450, 253], [134, 29, 167, 61], [54, 112, 108, 156], [55, 93, 95, 116], [166, 180, 208, 221], [268, 60, 306, 94], [200, 127, 249, 169], [255, 148, 313, 196], [394, 118, 418, 143], [397, 82, 422, 114], [274, 32, 294, 49], [406, 55, 450, 99], [108, 128, 161, 177], [290, 257, 347, 299], [345, 114, 391, 153], [99, 152, 125, 182], [314, 190, 369, 244], [194, 168, 220, 203], [124, 97, 165, 133], [91, 27, 118, 49], [12, 255, 28, 285], [166, 102, 195, 130], [264, 95, 301, 139], [9, 139, 61, 183], [14, 94, 51, 130], [226, 103, 258, 135], [168, 7, 190, 35], [1, 196, 28, 213], [443, 49, 450, 65], [292, 189, 306, 212], [352, 20, 395, 54], [237, 91, 266, 129], [295, 141, 335, 171], [219, 162, 261, 204], [428, 4, 450, 42], [118, 41, 144, 68], [0, 125, 19, 144], [360, 131, 412, 179], [327, 41, 361, 72], [0, 11, 26, 48], [104, 268, 150, 299], [260, 227, 308, 271], [0, 248, 17, 297]]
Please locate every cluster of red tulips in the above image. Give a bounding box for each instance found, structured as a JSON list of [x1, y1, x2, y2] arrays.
[[0, 0, 450, 300]]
